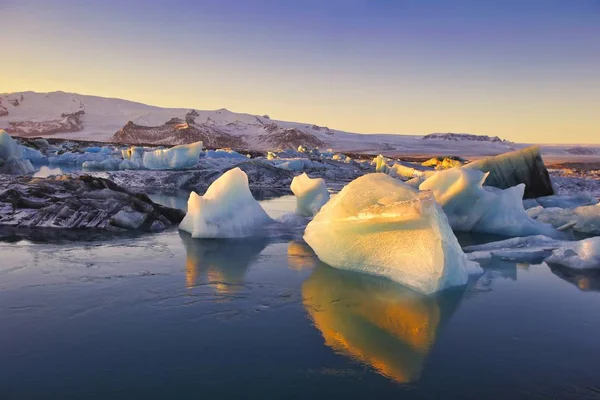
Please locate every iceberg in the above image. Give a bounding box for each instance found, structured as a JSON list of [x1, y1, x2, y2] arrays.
[[546, 237, 600, 270], [19, 145, 45, 163], [465, 146, 553, 199], [122, 146, 145, 163], [179, 167, 272, 238], [303, 173, 478, 294], [143, 141, 203, 170], [419, 167, 560, 238], [0, 130, 35, 174], [204, 149, 247, 159], [373, 154, 390, 173], [82, 158, 121, 171], [290, 173, 330, 217]]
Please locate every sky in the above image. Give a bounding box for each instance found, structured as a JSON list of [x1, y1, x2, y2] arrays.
[[1, 0, 599, 143]]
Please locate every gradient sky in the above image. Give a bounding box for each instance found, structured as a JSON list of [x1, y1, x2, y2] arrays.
[[2, 0, 599, 143]]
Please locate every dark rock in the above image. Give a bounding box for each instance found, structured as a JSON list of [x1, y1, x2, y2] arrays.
[[0, 174, 184, 232]]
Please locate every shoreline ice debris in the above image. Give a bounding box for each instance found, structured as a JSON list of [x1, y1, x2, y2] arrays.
[[465, 145, 554, 199], [546, 237, 600, 270], [179, 167, 272, 238], [463, 235, 600, 269], [290, 173, 330, 217], [0, 130, 35, 174], [143, 141, 203, 170], [527, 203, 600, 235], [419, 167, 561, 238], [303, 173, 480, 294]]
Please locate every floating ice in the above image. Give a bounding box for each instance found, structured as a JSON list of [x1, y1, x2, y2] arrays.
[[523, 193, 598, 210], [19, 145, 45, 163], [274, 158, 323, 171], [528, 203, 600, 234], [465, 146, 553, 198], [0, 130, 35, 174], [84, 146, 112, 154], [204, 149, 247, 159], [546, 237, 600, 269], [82, 158, 121, 171], [143, 141, 203, 170], [373, 155, 390, 173], [463, 235, 564, 263], [122, 146, 145, 163], [49, 151, 109, 166], [422, 156, 466, 170], [179, 167, 272, 238], [419, 168, 560, 238], [303, 173, 479, 294], [290, 173, 330, 217]]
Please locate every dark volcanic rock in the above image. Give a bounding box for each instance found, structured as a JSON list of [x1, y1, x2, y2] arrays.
[[6, 110, 85, 137], [0, 175, 184, 232], [258, 127, 325, 149], [466, 146, 554, 199], [423, 133, 508, 143]]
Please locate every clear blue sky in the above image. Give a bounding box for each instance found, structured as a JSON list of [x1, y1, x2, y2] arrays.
[[2, 0, 599, 143]]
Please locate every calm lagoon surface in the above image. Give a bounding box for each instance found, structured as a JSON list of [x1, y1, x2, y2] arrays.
[[2, 194, 600, 399]]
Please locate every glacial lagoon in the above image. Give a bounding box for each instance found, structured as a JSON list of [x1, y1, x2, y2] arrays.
[[2, 194, 600, 399]]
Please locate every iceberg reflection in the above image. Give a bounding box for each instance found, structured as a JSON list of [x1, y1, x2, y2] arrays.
[[287, 241, 318, 271], [302, 264, 464, 383], [180, 231, 267, 293]]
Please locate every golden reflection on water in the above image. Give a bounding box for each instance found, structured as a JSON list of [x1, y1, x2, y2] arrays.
[[180, 232, 267, 293], [287, 241, 318, 271], [302, 264, 464, 383]]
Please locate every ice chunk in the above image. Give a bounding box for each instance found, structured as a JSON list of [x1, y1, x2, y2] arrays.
[[82, 158, 121, 171], [530, 193, 598, 209], [463, 235, 564, 263], [204, 149, 246, 159], [0, 130, 35, 174], [546, 237, 600, 269], [303, 173, 478, 294], [389, 163, 433, 180], [290, 173, 330, 217], [422, 156, 466, 170], [419, 168, 560, 238], [49, 151, 108, 165], [122, 146, 145, 163], [465, 146, 553, 199], [179, 167, 272, 238], [19, 145, 45, 163], [143, 141, 203, 170], [274, 158, 323, 171], [84, 146, 112, 154], [373, 154, 390, 173], [111, 209, 147, 229], [528, 203, 600, 234], [119, 160, 142, 170]]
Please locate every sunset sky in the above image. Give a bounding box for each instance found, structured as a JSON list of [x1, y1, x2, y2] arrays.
[[2, 0, 599, 143]]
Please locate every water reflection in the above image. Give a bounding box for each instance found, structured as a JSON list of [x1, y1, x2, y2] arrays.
[[302, 264, 465, 383], [287, 241, 318, 271], [549, 264, 600, 292], [180, 231, 267, 293], [32, 165, 64, 177]]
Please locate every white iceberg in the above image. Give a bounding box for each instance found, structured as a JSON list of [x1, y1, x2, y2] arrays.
[[303, 173, 479, 294], [546, 237, 600, 269], [290, 173, 330, 217], [179, 167, 272, 238], [419, 168, 560, 238], [143, 141, 203, 170]]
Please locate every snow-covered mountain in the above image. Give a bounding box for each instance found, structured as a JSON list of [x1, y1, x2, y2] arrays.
[[1, 91, 598, 159]]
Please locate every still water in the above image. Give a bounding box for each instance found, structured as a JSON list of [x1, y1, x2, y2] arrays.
[[2, 195, 600, 399]]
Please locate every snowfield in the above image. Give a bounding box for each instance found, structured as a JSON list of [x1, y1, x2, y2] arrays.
[[2, 91, 600, 159]]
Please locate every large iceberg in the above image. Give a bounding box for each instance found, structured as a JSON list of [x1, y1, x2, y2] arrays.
[[303, 173, 479, 294], [143, 141, 203, 170], [290, 173, 330, 217], [122, 146, 145, 163], [419, 167, 560, 238], [0, 130, 35, 174], [179, 167, 272, 238], [465, 146, 553, 199]]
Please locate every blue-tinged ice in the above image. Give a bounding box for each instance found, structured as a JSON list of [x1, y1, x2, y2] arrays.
[[143, 141, 203, 170]]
